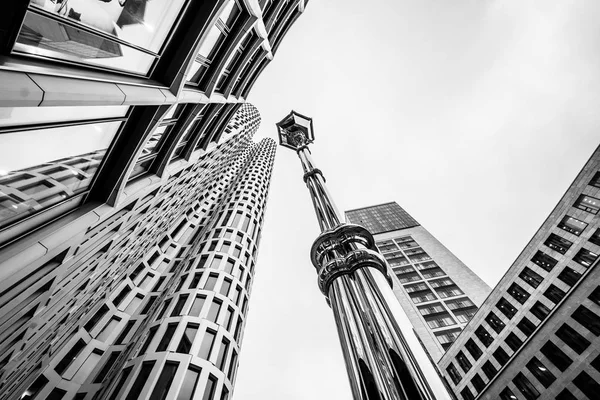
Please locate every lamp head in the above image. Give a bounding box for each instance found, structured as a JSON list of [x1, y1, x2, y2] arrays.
[[276, 110, 314, 150]]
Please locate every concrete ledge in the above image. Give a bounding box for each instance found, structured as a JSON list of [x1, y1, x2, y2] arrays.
[[0, 70, 43, 107], [29, 74, 126, 106]]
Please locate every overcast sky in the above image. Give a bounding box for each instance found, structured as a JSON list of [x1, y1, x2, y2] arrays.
[[235, 0, 600, 398]]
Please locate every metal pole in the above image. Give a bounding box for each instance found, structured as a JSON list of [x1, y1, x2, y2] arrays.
[[276, 114, 436, 400]]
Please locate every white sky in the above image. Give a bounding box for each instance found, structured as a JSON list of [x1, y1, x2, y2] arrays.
[[235, 0, 600, 398]]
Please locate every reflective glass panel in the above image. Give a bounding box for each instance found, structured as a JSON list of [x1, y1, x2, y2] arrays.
[[29, 0, 186, 52], [16, 11, 156, 74], [0, 120, 121, 229]]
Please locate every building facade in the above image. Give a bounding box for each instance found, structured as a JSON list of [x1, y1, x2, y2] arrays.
[[438, 147, 600, 400], [346, 202, 491, 363], [0, 104, 276, 399], [0, 0, 307, 399]]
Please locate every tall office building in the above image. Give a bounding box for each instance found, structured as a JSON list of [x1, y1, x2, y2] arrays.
[[439, 148, 600, 400], [0, 0, 307, 399], [346, 202, 491, 363]]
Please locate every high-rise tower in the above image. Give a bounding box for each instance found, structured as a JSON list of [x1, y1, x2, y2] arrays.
[[438, 147, 600, 400], [346, 202, 491, 363], [0, 1, 307, 398], [0, 104, 275, 399]]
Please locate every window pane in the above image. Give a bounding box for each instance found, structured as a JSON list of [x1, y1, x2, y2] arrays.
[[29, 0, 186, 52], [203, 375, 217, 400], [15, 11, 155, 75], [198, 330, 216, 359], [177, 368, 200, 400], [508, 282, 530, 304], [485, 312, 506, 333], [526, 357, 555, 388], [456, 351, 471, 373], [555, 323, 590, 354], [558, 215, 587, 236], [176, 324, 199, 354], [125, 362, 155, 400], [156, 324, 178, 352], [574, 194, 600, 214], [149, 362, 179, 400], [190, 296, 206, 317], [572, 305, 600, 335], [544, 233, 572, 254], [496, 298, 517, 319], [540, 341, 572, 372], [519, 267, 543, 289], [207, 300, 221, 322], [197, 26, 226, 60], [513, 372, 540, 400], [0, 121, 121, 227], [573, 371, 600, 399]]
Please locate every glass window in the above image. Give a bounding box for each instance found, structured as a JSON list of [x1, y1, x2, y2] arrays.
[[508, 282, 530, 304], [540, 341, 572, 372], [471, 373, 485, 393], [590, 286, 600, 307], [555, 323, 590, 354], [22, 375, 49, 400], [519, 267, 543, 289], [220, 279, 232, 296], [0, 120, 122, 229], [157, 323, 178, 352], [171, 295, 189, 317], [456, 351, 471, 373], [205, 274, 218, 291], [558, 215, 587, 236], [543, 284, 566, 304], [513, 372, 540, 400], [55, 339, 86, 375], [572, 305, 600, 336], [557, 267, 582, 287], [493, 347, 510, 366], [446, 363, 461, 385], [590, 229, 600, 246], [177, 368, 200, 400], [591, 171, 600, 187], [496, 297, 517, 319], [15, 11, 157, 74], [176, 324, 199, 354], [573, 371, 600, 399], [530, 301, 550, 321], [203, 375, 218, 400], [544, 233, 572, 254], [460, 387, 474, 400], [215, 339, 230, 370], [499, 388, 518, 400], [207, 300, 221, 322], [465, 339, 482, 360], [526, 357, 555, 388], [505, 333, 523, 352], [485, 312, 506, 333], [574, 194, 600, 214], [190, 295, 206, 317], [517, 317, 536, 337], [139, 326, 158, 355], [531, 251, 557, 272], [94, 351, 121, 383], [0, 106, 128, 127], [198, 330, 216, 359], [573, 248, 599, 267], [125, 362, 155, 400], [475, 326, 494, 347], [149, 362, 179, 400]]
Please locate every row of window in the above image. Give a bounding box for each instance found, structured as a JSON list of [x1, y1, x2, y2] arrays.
[[445, 171, 600, 396], [449, 286, 600, 399]]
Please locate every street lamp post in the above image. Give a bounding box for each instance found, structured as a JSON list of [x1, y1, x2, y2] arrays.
[[276, 111, 436, 400]]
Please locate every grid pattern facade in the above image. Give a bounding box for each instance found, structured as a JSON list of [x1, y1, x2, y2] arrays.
[[346, 202, 420, 234], [439, 147, 600, 400], [0, 105, 276, 399], [346, 203, 491, 364]]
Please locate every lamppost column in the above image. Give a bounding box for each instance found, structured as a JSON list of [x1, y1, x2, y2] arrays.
[[276, 111, 435, 400]]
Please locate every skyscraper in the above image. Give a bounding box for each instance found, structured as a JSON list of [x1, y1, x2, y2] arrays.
[[346, 202, 491, 363], [0, 104, 275, 400], [438, 147, 600, 400], [0, 0, 307, 398]]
